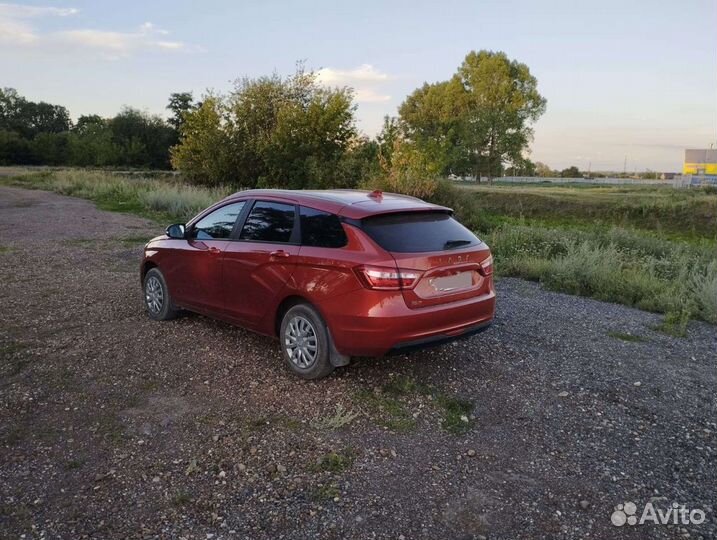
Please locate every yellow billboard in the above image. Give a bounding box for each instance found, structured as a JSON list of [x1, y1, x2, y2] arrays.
[[683, 149, 717, 175]]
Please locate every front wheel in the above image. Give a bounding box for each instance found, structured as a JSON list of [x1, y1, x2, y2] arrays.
[[280, 304, 334, 380], [143, 268, 178, 321]]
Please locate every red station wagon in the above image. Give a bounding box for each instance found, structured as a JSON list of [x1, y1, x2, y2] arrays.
[[141, 189, 495, 379]]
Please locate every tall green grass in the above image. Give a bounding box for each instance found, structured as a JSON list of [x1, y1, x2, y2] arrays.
[[2, 170, 233, 222], [488, 224, 717, 328]]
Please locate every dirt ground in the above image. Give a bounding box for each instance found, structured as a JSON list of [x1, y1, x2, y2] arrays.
[[1, 186, 715, 539]]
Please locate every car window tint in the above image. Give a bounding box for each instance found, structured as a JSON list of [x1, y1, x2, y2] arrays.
[[300, 206, 347, 248], [361, 211, 479, 253], [240, 201, 295, 243], [191, 202, 245, 240]]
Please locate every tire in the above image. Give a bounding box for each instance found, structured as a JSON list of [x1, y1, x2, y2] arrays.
[[143, 268, 178, 321], [279, 303, 334, 380]]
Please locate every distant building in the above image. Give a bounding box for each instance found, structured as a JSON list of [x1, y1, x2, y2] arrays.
[[683, 149, 717, 175]]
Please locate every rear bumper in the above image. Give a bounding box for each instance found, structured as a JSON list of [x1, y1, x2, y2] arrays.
[[388, 319, 493, 354], [317, 281, 496, 357]]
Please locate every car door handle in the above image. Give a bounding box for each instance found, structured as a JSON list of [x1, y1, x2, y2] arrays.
[[208, 246, 221, 255], [270, 250, 290, 258]]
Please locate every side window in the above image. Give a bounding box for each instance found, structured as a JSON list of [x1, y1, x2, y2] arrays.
[[240, 201, 295, 243], [190, 202, 245, 240], [300, 206, 347, 248]]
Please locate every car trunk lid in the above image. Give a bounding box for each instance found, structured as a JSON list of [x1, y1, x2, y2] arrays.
[[359, 210, 493, 309]]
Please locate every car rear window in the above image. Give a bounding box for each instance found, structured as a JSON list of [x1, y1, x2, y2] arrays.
[[361, 211, 480, 253], [300, 206, 347, 248]]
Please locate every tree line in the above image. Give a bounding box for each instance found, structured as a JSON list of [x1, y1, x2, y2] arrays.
[[0, 88, 194, 168], [2, 50, 554, 193]]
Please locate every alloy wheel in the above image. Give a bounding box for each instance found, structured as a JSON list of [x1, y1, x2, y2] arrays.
[[145, 275, 164, 314], [284, 315, 318, 369]]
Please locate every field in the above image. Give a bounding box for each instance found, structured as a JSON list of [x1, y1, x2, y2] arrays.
[[2, 169, 716, 335], [453, 182, 717, 335]]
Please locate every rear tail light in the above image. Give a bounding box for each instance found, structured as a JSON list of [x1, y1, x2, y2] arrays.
[[355, 265, 422, 290], [478, 255, 493, 276]]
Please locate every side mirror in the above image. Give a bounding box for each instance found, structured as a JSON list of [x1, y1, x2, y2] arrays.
[[166, 223, 186, 239]]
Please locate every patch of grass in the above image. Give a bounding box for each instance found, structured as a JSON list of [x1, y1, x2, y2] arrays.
[[64, 458, 85, 470], [311, 449, 356, 473], [0, 246, 12, 253], [94, 413, 125, 443], [354, 388, 416, 432], [382, 374, 431, 397], [607, 331, 647, 343], [653, 309, 690, 338], [355, 376, 478, 434], [435, 394, 474, 435], [310, 403, 360, 430], [171, 491, 192, 507], [0, 340, 30, 377], [311, 483, 341, 501], [117, 234, 152, 246], [0, 425, 28, 446]]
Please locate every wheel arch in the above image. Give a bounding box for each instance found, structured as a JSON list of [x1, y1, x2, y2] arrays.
[[140, 260, 158, 283], [273, 294, 350, 367], [273, 294, 314, 337]]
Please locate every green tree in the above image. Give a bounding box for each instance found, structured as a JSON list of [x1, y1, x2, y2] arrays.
[[535, 161, 554, 177], [560, 166, 581, 178], [0, 130, 32, 165], [171, 68, 359, 188], [166, 92, 196, 132], [376, 115, 401, 167], [31, 132, 69, 165], [0, 88, 70, 138], [399, 50, 546, 180], [109, 107, 175, 168], [170, 96, 237, 185]]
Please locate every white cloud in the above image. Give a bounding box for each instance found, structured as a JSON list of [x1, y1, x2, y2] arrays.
[[316, 64, 392, 103], [354, 88, 391, 103], [316, 64, 390, 85], [0, 18, 36, 44], [0, 3, 196, 58], [54, 23, 189, 57], [0, 3, 78, 18]]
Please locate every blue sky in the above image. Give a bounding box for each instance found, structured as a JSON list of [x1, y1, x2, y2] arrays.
[[1, 0, 715, 171]]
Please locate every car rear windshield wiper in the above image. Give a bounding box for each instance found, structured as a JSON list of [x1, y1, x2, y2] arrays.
[[444, 239, 473, 249]]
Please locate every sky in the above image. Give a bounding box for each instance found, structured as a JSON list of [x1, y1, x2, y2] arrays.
[[1, 0, 715, 172]]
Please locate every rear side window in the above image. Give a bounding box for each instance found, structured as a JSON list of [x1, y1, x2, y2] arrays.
[[361, 212, 479, 253], [300, 206, 347, 248], [191, 201, 246, 240], [240, 201, 295, 243]]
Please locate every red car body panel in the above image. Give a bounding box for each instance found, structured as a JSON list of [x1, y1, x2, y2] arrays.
[[141, 189, 495, 357]]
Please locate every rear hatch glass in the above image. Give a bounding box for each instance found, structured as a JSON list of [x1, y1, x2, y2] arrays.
[[360, 211, 491, 309], [360, 211, 479, 253]]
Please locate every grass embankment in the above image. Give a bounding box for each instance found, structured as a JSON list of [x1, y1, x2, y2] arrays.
[[454, 183, 717, 333], [0, 169, 232, 224], [2, 171, 715, 332]]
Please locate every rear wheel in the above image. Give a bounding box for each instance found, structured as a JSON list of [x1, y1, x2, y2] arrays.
[[143, 268, 178, 321], [280, 304, 334, 379]]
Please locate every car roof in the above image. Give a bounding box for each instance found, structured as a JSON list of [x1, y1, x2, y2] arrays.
[[223, 189, 451, 219]]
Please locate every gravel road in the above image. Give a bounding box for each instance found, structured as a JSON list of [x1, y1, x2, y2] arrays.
[[1, 186, 715, 539]]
